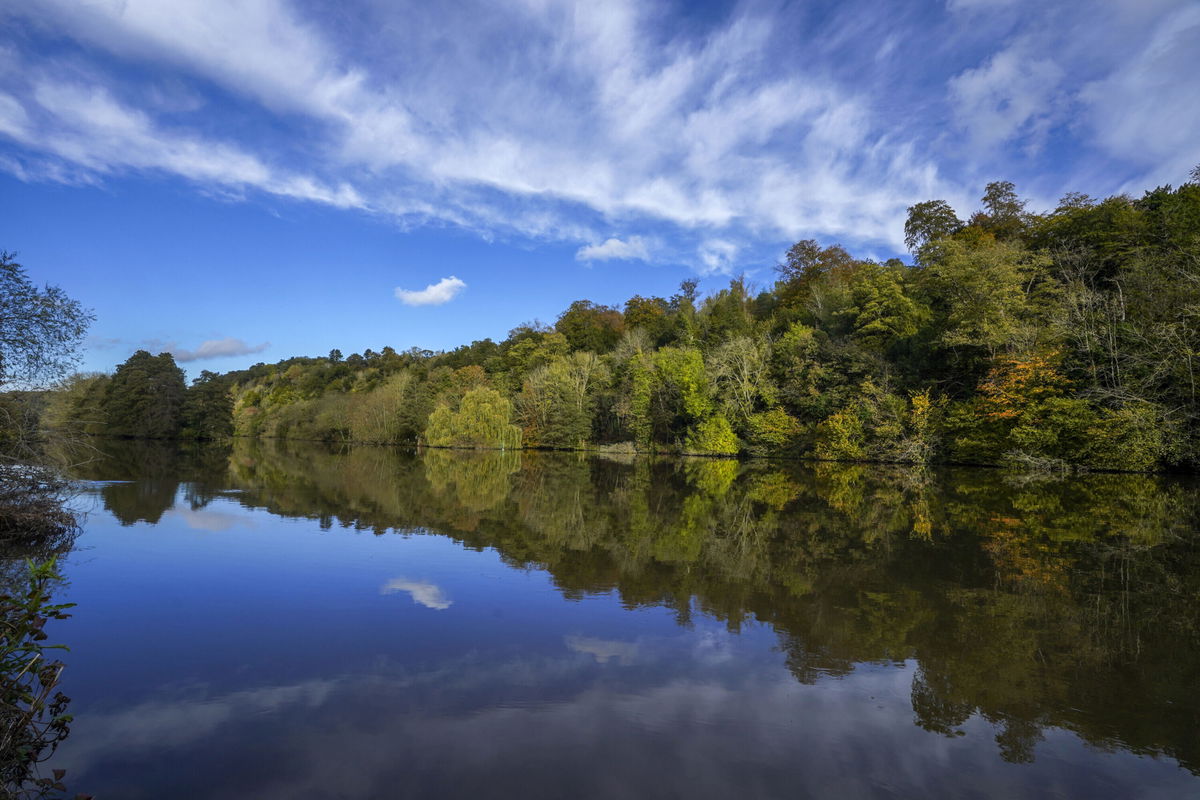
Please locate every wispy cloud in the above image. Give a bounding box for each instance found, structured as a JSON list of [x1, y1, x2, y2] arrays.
[[84, 335, 124, 351], [948, 42, 1065, 151], [394, 276, 466, 307], [0, 0, 1196, 270], [168, 338, 270, 362]]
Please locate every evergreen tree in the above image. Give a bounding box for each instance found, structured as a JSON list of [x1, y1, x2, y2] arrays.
[[104, 351, 187, 439]]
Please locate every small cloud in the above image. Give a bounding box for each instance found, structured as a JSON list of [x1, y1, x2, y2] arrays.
[[575, 236, 650, 262], [381, 577, 453, 610], [394, 276, 466, 306], [565, 635, 638, 665], [84, 335, 123, 351], [697, 239, 739, 275], [169, 337, 270, 363]]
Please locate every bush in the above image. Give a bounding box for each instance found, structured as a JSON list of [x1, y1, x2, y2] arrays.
[[1, 558, 80, 798], [745, 408, 803, 454], [1082, 402, 1165, 472], [684, 414, 739, 455]]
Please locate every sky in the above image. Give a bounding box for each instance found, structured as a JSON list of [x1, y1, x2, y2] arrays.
[[0, 0, 1197, 379]]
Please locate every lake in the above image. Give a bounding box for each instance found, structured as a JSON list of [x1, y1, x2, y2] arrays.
[[35, 440, 1200, 798]]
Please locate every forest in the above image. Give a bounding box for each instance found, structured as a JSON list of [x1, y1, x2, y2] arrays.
[[42, 174, 1200, 472]]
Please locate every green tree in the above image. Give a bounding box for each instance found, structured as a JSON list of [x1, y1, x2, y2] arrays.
[[0, 253, 93, 391], [970, 181, 1031, 240], [516, 352, 607, 449], [837, 261, 930, 350], [104, 351, 187, 439], [554, 300, 625, 353], [424, 386, 521, 450], [0, 252, 91, 547], [918, 239, 1054, 358], [904, 200, 962, 253], [182, 370, 234, 440]]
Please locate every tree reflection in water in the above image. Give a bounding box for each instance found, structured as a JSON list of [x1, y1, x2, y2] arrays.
[[72, 439, 1200, 774]]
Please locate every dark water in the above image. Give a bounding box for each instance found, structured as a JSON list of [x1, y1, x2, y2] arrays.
[[37, 440, 1200, 798]]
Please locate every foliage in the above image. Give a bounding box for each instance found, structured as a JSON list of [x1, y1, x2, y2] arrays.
[[745, 408, 804, 454], [684, 414, 739, 455], [424, 387, 521, 450], [1, 558, 86, 799], [0, 252, 89, 556], [36, 174, 1200, 472], [0, 254, 93, 392], [181, 371, 233, 440], [554, 300, 624, 353], [103, 351, 187, 439]]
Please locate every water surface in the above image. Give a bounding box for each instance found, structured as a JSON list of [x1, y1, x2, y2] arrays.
[[39, 440, 1200, 798]]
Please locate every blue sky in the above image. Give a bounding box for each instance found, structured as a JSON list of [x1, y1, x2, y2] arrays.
[[0, 0, 1197, 379]]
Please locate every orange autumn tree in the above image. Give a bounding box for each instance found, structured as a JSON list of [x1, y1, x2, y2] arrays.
[[947, 349, 1096, 466], [977, 350, 1071, 421]]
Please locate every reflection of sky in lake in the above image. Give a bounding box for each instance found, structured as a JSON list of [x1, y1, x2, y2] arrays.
[[49, 483, 1198, 799], [380, 577, 453, 610]]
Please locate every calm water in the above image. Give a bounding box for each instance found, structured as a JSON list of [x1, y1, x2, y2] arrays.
[[32, 440, 1200, 798]]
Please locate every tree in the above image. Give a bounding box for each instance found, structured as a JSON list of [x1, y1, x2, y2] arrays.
[[777, 240, 857, 290], [182, 370, 234, 440], [904, 200, 962, 253], [917, 239, 1053, 358], [836, 261, 929, 350], [515, 353, 607, 449], [554, 300, 625, 353], [104, 351, 187, 439], [0, 253, 92, 391], [42, 372, 110, 437], [706, 336, 773, 428], [623, 295, 673, 345], [970, 181, 1030, 240], [0, 252, 91, 547], [423, 386, 521, 450], [698, 277, 755, 346]]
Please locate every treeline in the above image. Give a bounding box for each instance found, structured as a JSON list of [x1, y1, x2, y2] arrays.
[[45, 352, 233, 441], [47, 174, 1200, 471]]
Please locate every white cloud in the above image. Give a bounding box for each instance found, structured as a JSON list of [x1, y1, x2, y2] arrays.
[[394, 276, 466, 307], [0, 0, 951, 257], [0, 79, 364, 208], [0, 92, 29, 139], [575, 236, 650, 262], [381, 577, 453, 610], [1, 0, 1197, 266], [169, 337, 270, 362], [948, 43, 1064, 151], [697, 239, 739, 275], [1078, 4, 1200, 188]]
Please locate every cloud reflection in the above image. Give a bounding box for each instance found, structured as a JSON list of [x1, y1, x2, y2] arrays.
[[380, 577, 453, 610], [565, 635, 637, 665]]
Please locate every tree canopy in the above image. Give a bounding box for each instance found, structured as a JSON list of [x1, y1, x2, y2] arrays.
[[40, 171, 1200, 472]]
